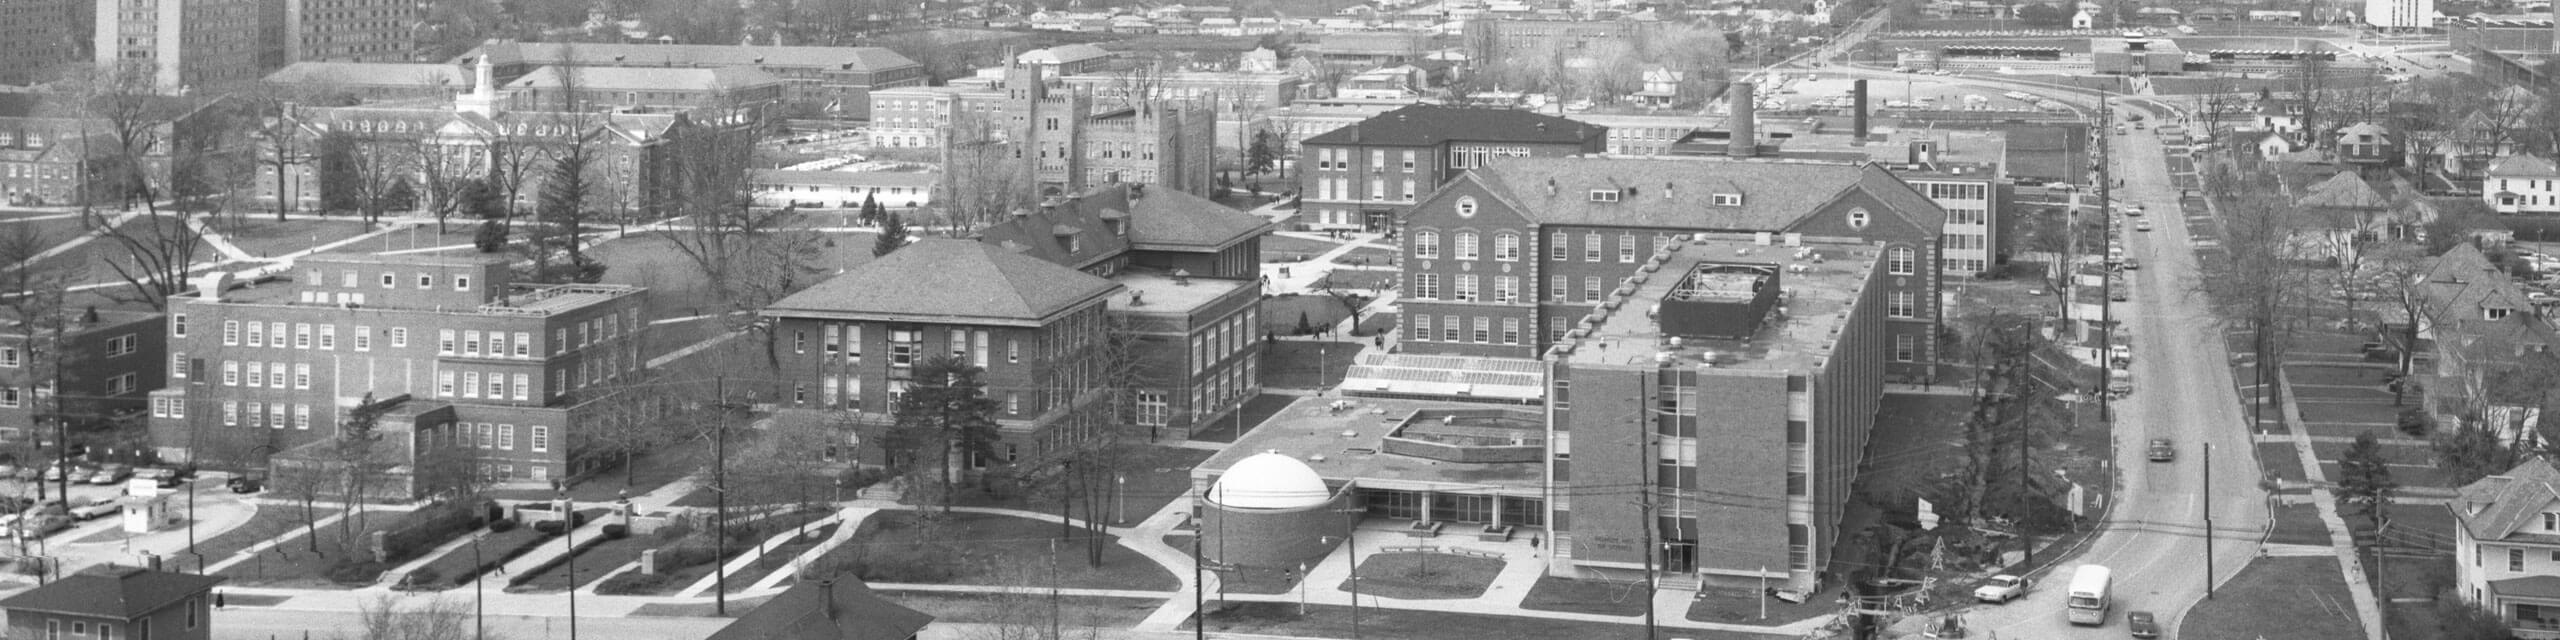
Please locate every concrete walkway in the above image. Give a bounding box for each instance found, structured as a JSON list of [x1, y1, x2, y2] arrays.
[[493, 474, 700, 580], [2275, 369, 2389, 640]]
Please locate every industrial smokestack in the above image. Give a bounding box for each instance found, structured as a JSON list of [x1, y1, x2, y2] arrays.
[[1853, 79, 1870, 142], [1728, 82, 1757, 158]]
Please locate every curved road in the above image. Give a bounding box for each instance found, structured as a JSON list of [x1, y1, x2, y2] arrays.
[[1798, 65, 2274, 638]]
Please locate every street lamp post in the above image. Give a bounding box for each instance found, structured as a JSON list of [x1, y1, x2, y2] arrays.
[[562, 491, 578, 640], [472, 532, 486, 640], [1115, 475, 1126, 525]]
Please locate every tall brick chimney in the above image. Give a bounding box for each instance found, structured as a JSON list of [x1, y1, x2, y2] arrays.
[[1728, 82, 1757, 158], [1853, 79, 1870, 141]]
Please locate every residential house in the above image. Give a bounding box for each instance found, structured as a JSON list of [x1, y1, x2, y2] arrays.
[[705, 578, 933, 640], [2453, 458, 2560, 638], [0, 565, 222, 640], [1298, 104, 1608, 231], [2488, 155, 2560, 215], [2337, 122, 2400, 169]]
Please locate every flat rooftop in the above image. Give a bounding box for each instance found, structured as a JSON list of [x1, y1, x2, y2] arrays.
[[1196, 396, 1544, 493], [1110, 271, 1255, 313], [1556, 234, 1881, 373], [1773, 127, 2008, 179]]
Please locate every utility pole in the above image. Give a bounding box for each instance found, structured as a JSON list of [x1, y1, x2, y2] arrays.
[[714, 374, 729, 617], [51, 365, 66, 502], [473, 533, 485, 640], [1050, 537, 1062, 640], [564, 493, 579, 640], [1640, 425, 1658, 640], [2204, 442, 2214, 599]]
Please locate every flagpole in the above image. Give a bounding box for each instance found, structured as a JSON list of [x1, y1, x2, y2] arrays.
[[1759, 566, 1767, 620]]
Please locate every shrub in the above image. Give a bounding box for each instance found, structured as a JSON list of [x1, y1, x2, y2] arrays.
[[380, 501, 485, 564], [2398, 406, 2434, 437], [488, 519, 518, 533], [594, 572, 669, 595], [654, 518, 694, 541], [533, 520, 564, 535], [326, 560, 390, 585], [602, 524, 629, 539], [655, 544, 722, 572], [398, 568, 443, 590]]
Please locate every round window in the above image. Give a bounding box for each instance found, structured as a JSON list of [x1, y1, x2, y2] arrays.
[[1456, 196, 1479, 218], [1847, 208, 1871, 229]]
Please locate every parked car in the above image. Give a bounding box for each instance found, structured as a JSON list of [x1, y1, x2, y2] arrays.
[[135, 467, 180, 488], [88, 463, 131, 485], [2120, 259, 2140, 271], [2134, 220, 2153, 232], [2128, 610, 2160, 637], [227, 476, 262, 494], [14, 513, 69, 537], [2148, 438, 2176, 462], [68, 498, 118, 521], [1974, 575, 2032, 603]]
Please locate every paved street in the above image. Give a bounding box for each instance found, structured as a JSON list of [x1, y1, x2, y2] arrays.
[[1800, 67, 2278, 638]]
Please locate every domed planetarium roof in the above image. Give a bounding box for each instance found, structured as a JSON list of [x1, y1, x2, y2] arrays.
[[1209, 452, 1331, 510]]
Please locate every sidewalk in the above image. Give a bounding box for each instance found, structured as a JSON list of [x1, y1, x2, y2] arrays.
[[2274, 368, 2388, 640], [492, 474, 700, 579]]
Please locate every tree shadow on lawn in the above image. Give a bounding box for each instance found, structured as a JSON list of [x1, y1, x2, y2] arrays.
[[1519, 575, 1648, 617]]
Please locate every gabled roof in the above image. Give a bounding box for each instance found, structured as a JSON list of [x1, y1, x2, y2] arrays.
[[2298, 172, 2390, 210], [2489, 155, 2560, 178], [1126, 187, 1274, 251], [459, 40, 917, 73], [1303, 104, 1604, 147], [1465, 157, 1941, 232], [504, 65, 785, 93], [975, 199, 1133, 272], [0, 565, 223, 620], [706, 579, 933, 640], [2455, 457, 2560, 543], [764, 238, 1122, 325], [2416, 244, 2554, 353], [265, 62, 468, 88], [2336, 122, 2391, 142]]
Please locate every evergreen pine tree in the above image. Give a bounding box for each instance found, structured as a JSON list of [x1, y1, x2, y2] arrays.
[[874, 212, 908, 257]]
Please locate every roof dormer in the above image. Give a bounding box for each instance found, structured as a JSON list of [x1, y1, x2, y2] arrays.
[[1712, 193, 1743, 206]]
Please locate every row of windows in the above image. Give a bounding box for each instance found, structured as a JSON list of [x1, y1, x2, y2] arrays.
[[0, 333, 141, 366], [794, 324, 1020, 369], [1312, 148, 1420, 172], [436, 370, 533, 401], [217, 400, 313, 430], [1408, 273, 1520, 303], [1408, 314, 1522, 345], [1410, 230, 1519, 261], [1310, 177, 1416, 203], [219, 361, 313, 390], [443, 422, 548, 452], [224, 320, 380, 350]]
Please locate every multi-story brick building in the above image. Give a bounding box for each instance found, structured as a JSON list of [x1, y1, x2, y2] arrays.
[[866, 86, 1006, 149], [262, 62, 470, 103], [282, 0, 412, 63], [1546, 234, 1888, 592], [1298, 105, 1607, 231], [1396, 156, 1946, 380], [763, 182, 1269, 461], [0, 565, 222, 640], [0, 0, 80, 86], [93, 0, 267, 91], [0, 308, 166, 443], [262, 57, 763, 217], [0, 93, 176, 207], [501, 65, 787, 114], [453, 40, 924, 119], [1005, 64, 1218, 197], [145, 253, 650, 488]]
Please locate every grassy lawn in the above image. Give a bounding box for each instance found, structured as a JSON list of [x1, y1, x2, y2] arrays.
[[2268, 503, 2332, 546], [1262, 294, 1355, 337], [2179, 556, 2363, 640], [1261, 235, 1343, 263], [820, 511, 1177, 591], [2300, 401, 2399, 424], [944, 444, 1212, 525], [877, 591, 1162, 628], [1355, 311, 1398, 337], [1189, 602, 1783, 640], [1689, 584, 1839, 626], [511, 527, 661, 592], [398, 525, 555, 590], [639, 509, 837, 595], [186, 506, 343, 568], [2374, 555, 2453, 601], [1339, 552, 1500, 600], [1328, 246, 1394, 266], [1260, 339, 1359, 389], [628, 595, 776, 618], [2256, 442, 2307, 483], [213, 510, 413, 587], [1519, 575, 1648, 617], [220, 220, 372, 258], [723, 522, 844, 593], [1189, 393, 1293, 443]]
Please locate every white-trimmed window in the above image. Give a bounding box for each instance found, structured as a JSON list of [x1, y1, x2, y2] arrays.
[[392, 327, 407, 348], [1411, 314, 1432, 341], [438, 330, 456, 355], [222, 361, 238, 386], [170, 352, 186, 378], [1889, 292, 1916, 318], [530, 425, 549, 452], [294, 323, 311, 348], [1411, 273, 1439, 299], [1454, 231, 1479, 260], [247, 322, 264, 347], [1494, 233, 1519, 261], [222, 320, 238, 345], [438, 370, 456, 396], [1888, 247, 1916, 275], [293, 363, 310, 390], [319, 325, 336, 350], [1413, 231, 1440, 259]]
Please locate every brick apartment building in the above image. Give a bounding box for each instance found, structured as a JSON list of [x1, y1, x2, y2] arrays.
[[761, 183, 1268, 465], [1397, 156, 1947, 380], [146, 253, 649, 488], [1298, 105, 1607, 231], [0, 308, 166, 444], [1547, 234, 1889, 593], [282, 0, 414, 63], [453, 40, 924, 119], [0, 92, 178, 207]]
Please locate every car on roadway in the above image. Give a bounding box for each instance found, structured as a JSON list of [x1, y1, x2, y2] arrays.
[[2134, 220, 2153, 232], [2128, 610, 2161, 637], [68, 497, 119, 521], [136, 467, 181, 488], [88, 463, 131, 485], [2148, 438, 2176, 462], [14, 513, 69, 537], [1974, 574, 2032, 603], [2122, 204, 2144, 216]]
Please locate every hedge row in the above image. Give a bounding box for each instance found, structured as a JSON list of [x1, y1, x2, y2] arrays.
[[396, 524, 554, 590], [379, 501, 488, 565]]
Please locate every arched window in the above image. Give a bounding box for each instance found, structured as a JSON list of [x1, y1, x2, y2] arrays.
[[1454, 231, 1480, 260], [1413, 230, 1441, 260], [1494, 232, 1520, 261], [1887, 247, 1916, 275]]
